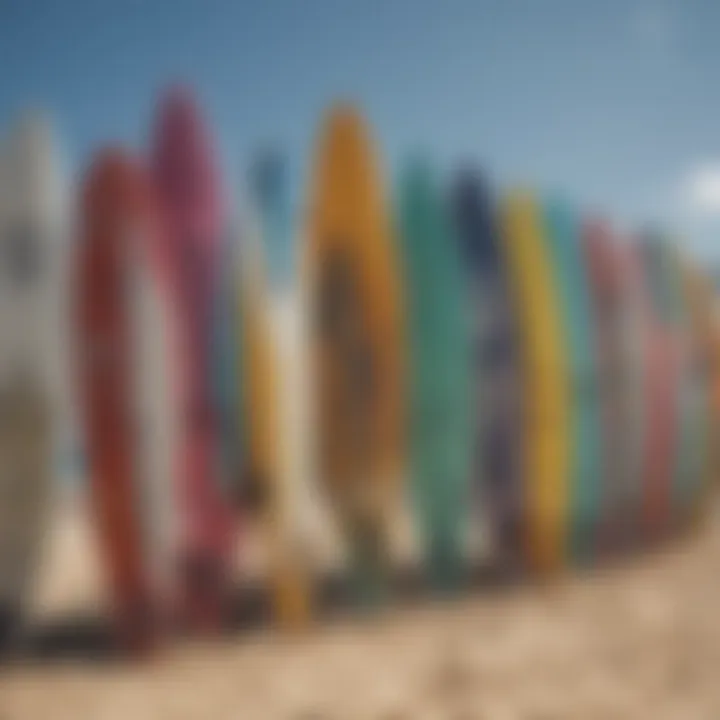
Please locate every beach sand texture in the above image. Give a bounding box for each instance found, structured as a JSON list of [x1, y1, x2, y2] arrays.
[[2, 497, 719, 719]]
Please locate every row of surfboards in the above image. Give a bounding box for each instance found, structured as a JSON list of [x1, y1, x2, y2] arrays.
[[0, 89, 717, 653]]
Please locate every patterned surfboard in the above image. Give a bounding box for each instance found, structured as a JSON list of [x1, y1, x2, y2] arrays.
[[451, 170, 524, 569]]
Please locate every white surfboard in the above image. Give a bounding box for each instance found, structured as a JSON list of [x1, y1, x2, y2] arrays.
[[234, 183, 331, 624], [125, 227, 181, 617], [0, 116, 66, 643]]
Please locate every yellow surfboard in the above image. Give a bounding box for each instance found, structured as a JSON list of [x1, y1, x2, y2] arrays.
[[303, 103, 404, 601], [499, 192, 569, 574], [236, 201, 313, 627]]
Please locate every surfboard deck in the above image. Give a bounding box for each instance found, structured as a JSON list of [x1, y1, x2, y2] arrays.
[[0, 118, 62, 649], [397, 158, 471, 591], [584, 222, 643, 554], [637, 237, 677, 540], [151, 88, 235, 630], [238, 151, 312, 626], [304, 104, 403, 604], [672, 254, 711, 527], [543, 204, 601, 563], [451, 171, 524, 570], [499, 193, 569, 574], [77, 150, 174, 652], [614, 240, 648, 549], [664, 245, 702, 527]]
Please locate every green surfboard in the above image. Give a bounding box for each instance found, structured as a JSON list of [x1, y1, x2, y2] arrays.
[[396, 159, 472, 591]]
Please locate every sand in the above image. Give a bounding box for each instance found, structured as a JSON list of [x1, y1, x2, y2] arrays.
[[1, 501, 719, 719]]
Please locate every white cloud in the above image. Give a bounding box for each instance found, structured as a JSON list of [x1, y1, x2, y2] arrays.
[[683, 165, 720, 216]]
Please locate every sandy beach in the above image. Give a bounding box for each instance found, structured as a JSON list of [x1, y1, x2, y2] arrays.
[[0, 496, 718, 719]]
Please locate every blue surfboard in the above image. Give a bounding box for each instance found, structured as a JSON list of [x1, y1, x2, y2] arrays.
[[451, 169, 524, 569]]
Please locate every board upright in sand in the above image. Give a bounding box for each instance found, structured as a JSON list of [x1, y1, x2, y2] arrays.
[[583, 221, 642, 552], [77, 151, 180, 651], [151, 88, 235, 628], [664, 245, 703, 525], [304, 104, 404, 603], [451, 171, 524, 569], [499, 193, 569, 573], [612, 240, 649, 545], [636, 236, 677, 539], [680, 261, 717, 523], [543, 202, 601, 562], [238, 150, 313, 625], [0, 117, 64, 647], [396, 158, 471, 590]]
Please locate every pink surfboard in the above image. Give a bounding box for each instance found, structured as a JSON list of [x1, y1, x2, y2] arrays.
[[150, 87, 235, 630]]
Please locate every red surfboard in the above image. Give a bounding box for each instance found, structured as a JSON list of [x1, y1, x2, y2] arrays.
[[76, 150, 178, 652], [150, 87, 235, 629], [614, 240, 650, 547], [635, 237, 678, 540]]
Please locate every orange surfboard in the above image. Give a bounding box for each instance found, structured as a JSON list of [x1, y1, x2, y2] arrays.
[[303, 104, 404, 601]]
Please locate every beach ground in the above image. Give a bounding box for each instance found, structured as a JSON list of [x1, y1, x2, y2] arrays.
[[1, 501, 719, 719]]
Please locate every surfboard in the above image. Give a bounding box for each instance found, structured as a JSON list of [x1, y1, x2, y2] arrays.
[[211, 227, 244, 512], [239, 150, 312, 625], [543, 203, 601, 563], [673, 253, 711, 526], [636, 235, 677, 540], [77, 150, 180, 651], [614, 240, 649, 547], [304, 103, 404, 604], [650, 238, 689, 532], [396, 158, 471, 590], [584, 221, 647, 553], [450, 169, 524, 569], [150, 88, 235, 629], [0, 117, 64, 649], [498, 192, 569, 574]]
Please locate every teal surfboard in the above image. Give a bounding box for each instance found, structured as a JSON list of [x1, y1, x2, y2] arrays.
[[542, 201, 601, 562], [396, 158, 472, 591]]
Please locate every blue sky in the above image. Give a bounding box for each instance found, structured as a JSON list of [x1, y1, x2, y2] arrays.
[[1, 0, 720, 259]]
